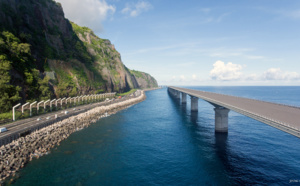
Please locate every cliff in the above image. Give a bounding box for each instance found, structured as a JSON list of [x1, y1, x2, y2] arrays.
[[0, 0, 158, 113]]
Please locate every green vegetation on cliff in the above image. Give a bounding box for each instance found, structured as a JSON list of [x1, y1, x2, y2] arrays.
[[0, 0, 158, 115], [0, 31, 52, 112]]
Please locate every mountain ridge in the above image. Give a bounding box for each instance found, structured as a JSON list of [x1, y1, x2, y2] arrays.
[[0, 0, 158, 113]]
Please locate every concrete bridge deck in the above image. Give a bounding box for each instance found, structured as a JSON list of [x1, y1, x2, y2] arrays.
[[168, 86, 300, 138]]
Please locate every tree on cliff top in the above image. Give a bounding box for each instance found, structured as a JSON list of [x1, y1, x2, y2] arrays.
[[0, 55, 21, 113], [0, 31, 53, 113]]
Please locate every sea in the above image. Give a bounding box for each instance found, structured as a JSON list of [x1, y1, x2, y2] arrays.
[[9, 87, 300, 185]]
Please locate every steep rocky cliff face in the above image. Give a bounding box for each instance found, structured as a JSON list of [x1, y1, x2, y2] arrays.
[[130, 70, 158, 89], [71, 22, 138, 93], [0, 0, 157, 112]]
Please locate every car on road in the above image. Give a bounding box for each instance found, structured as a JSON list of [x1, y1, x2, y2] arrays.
[[0, 127, 7, 133]]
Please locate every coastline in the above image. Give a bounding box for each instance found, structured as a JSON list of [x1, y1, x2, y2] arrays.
[[0, 91, 146, 184]]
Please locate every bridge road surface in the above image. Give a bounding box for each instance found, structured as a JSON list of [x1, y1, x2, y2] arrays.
[[0, 96, 134, 142], [169, 86, 300, 138]]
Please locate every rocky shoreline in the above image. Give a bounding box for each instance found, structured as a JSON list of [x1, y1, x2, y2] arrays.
[[0, 91, 146, 184]]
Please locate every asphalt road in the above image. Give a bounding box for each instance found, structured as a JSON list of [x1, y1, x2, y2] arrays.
[[0, 96, 133, 141]]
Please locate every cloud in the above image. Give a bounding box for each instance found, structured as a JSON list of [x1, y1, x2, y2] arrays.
[[209, 48, 254, 58], [245, 55, 265, 60], [245, 73, 259, 81], [288, 9, 300, 19], [167, 74, 202, 83], [210, 60, 243, 81], [199, 8, 211, 14], [256, 7, 300, 20], [192, 74, 197, 80], [121, 1, 152, 17], [215, 13, 231, 22], [243, 68, 300, 82], [277, 9, 300, 20], [55, 0, 115, 32], [176, 62, 196, 67], [262, 68, 300, 81], [180, 75, 186, 81]]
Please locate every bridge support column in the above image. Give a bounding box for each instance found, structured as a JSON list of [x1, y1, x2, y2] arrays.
[[191, 96, 198, 112], [214, 107, 230, 133], [175, 91, 180, 99], [182, 93, 187, 104], [168, 88, 175, 97]]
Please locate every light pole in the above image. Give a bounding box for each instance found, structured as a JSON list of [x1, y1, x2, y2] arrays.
[[79, 96, 83, 105], [78, 96, 81, 105], [44, 99, 50, 113], [71, 97, 75, 106], [66, 97, 70, 104], [50, 99, 56, 111], [73, 97, 77, 106], [74, 96, 78, 105], [22, 102, 30, 115], [13, 103, 21, 121], [37, 101, 44, 114], [66, 97, 71, 107], [30, 101, 37, 116], [56, 98, 61, 110], [61, 98, 66, 109]]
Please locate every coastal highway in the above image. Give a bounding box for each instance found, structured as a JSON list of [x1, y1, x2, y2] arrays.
[[0, 96, 133, 143]]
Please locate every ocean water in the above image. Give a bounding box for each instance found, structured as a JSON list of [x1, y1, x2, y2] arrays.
[[10, 87, 300, 185]]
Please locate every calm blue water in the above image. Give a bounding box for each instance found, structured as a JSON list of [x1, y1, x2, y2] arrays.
[[10, 87, 300, 185]]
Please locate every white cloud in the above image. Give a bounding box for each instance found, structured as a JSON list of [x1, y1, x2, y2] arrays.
[[210, 60, 243, 81], [215, 13, 231, 22], [180, 75, 186, 81], [199, 8, 211, 14], [175, 62, 196, 67], [278, 9, 300, 20], [121, 1, 152, 17], [209, 48, 254, 58], [262, 68, 300, 81], [55, 0, 115, 32], [288, 9, 300, 19], [192, 74, 197, 80], [245, 73, 259, 81]]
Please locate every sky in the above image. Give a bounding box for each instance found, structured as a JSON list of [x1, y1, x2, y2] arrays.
[[55, 0, 300, 86]]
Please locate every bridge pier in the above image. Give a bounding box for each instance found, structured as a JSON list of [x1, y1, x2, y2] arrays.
[[175, 90, 180, 99], [182, 93, 187, 104], [214, 107, 230, 133], [168, 88, 178, 99], [191, 96, 198, 112]]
